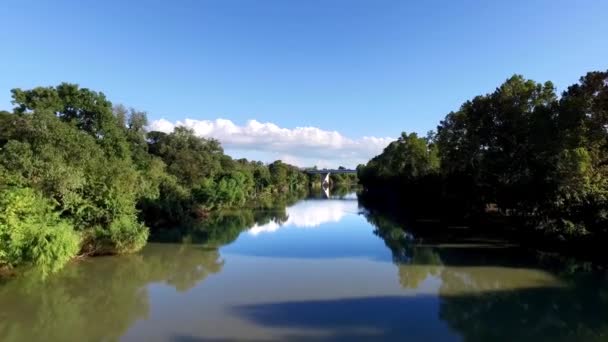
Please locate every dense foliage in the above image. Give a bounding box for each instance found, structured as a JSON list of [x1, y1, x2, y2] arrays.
[[0, 84, 309, 274], [0, 187, 80, 275], [358, 71, 608, 245]]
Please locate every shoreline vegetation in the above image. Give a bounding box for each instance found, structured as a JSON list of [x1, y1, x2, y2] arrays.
[[0, 84, 355, 277], [2, 69, 607, 277], [357, 70, 608, 259]]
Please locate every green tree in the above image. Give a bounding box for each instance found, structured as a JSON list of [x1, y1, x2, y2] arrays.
[[360, 71, 608, 243], [358, 132, 439, 187], [2, 84, 149, 259], [147, 127, 223, 188]]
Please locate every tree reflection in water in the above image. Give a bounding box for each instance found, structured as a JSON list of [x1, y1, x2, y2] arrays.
[[0, 203, 294, 342], [150, 206, 290, 246], [365, 209, 608, 342], [2, 195, 607, 342], [0, 244, 223, 342]]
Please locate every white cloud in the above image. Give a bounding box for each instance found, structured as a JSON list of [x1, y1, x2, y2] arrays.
[[147, 118, 393, 168]]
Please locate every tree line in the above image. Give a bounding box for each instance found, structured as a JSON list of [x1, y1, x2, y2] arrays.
[[358, 70, 608, 247], [0, 83, 310, 275]]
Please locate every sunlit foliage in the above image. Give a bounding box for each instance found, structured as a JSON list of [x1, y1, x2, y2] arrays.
[[0, 83, 309, 275]]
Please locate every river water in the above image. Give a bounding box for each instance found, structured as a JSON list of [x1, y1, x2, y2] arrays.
[[1, 193, 607, 341]]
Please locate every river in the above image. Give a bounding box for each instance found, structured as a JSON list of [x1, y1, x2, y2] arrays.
[[1, 192, 607, 341]]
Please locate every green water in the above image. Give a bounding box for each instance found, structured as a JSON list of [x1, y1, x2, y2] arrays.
[[1, 194, 607, 341]]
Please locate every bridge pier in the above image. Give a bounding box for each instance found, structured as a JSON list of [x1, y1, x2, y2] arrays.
[[323, 172, 331, 187]]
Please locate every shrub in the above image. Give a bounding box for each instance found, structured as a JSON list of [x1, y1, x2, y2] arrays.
[[80, 216, 149, 256], [0, 187, 80, 275]]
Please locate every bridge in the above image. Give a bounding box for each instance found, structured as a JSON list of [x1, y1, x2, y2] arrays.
[[302, 169, 357, 187], [303, 169, 357, 175]]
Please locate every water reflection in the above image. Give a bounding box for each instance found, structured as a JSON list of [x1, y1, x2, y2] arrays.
[[249, 199, 359, 235], [0, 244, 222, 342], [363, 208, 608, 342], [1, 194, 607, 341], [151, 207, 289, 246], [442, 271, 605, 340], [323, 185, 330, 198], [221, 196, 389, 260]]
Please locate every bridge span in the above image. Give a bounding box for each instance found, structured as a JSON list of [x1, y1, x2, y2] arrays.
[[302, 169, 357, 186], [303, 169, 357, 175]]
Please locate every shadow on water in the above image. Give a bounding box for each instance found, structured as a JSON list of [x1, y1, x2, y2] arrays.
[[170, 337, 272, 342], [230, 296, 447, 341], [228, 269, 608, 341]]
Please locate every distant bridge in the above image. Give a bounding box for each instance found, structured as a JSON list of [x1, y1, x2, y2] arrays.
[[303, 169, 357, 175], [302, 169, 357, 187]]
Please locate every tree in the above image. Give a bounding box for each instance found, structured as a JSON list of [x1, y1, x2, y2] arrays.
[[358, 132, 439, 186], [360, 70, 608, 243], [12, 83, 131, 158], [2, 84, 149, 260], [147, 127, 223, 188]]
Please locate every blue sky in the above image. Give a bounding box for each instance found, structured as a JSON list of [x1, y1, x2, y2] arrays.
[[1, 0, 607, 167]]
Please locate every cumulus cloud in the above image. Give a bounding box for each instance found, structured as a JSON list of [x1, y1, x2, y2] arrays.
[[147, 118, 393, 168]]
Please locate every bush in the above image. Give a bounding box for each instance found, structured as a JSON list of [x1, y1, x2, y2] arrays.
[[80, 216, 149, 256], [0, 187, 80, 275]]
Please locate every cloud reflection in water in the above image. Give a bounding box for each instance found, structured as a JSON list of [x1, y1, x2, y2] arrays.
[[248, 199, 359, 236]]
